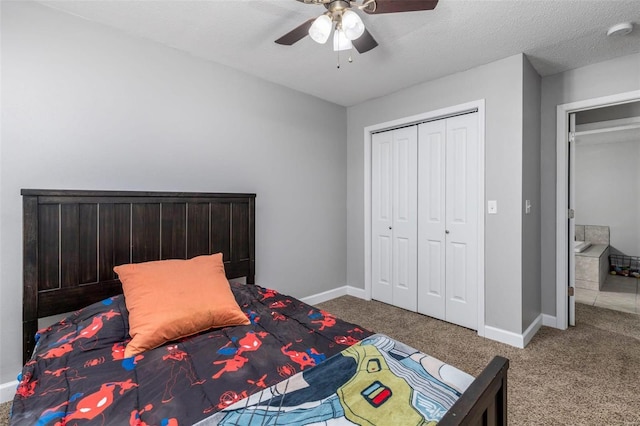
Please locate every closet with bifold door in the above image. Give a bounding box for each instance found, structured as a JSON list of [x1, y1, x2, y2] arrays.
[[371, 126, 418, 312], [371, 112, 479, 330]]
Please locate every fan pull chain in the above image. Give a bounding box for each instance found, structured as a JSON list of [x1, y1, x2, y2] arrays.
[[335, 28, 353, 69], [336, 49, 354, 69]]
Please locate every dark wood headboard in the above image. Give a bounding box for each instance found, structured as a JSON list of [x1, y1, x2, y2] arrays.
[[22, 189, 256, 363]]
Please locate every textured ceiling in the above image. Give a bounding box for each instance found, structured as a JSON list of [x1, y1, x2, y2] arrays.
[[40, 0, 640, 106]]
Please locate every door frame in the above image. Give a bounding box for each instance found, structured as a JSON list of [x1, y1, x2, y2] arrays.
[[555, 89, 640, 329], [364, 99, 486, 336]]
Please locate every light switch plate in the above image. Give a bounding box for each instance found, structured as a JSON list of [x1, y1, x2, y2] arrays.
[[488, 200, 497, 214], [525, 200, 531, 214]]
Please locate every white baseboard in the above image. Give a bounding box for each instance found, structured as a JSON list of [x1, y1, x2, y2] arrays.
[[484, 314, 542, 349], [300, 286, 348, 305], [306, 287, 550, 349], [484, 326, 526, 348], [0, 380, 17, 404], [346, 286, 368, 300], [522, 314, 543, 347], [300, 285, 368, 306], [542, 314, 557, 328]]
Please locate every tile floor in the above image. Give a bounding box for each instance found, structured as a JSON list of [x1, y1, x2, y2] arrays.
[[576, 274, 639, 314]]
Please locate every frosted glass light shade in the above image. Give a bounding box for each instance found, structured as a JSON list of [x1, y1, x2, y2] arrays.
[[342, 10, 365, 40], [333, 29, 353, 51], [309, 15, 332, 44]]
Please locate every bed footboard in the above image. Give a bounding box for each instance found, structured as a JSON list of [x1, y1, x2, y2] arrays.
[[439, 356, 509, 426]]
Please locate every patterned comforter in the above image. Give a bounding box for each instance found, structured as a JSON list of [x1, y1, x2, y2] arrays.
[[10, 283, 371, 425], [195, 334, 474, 426]]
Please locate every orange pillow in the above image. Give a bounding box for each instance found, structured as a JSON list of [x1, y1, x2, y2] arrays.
[[114, 253, 250, 358]]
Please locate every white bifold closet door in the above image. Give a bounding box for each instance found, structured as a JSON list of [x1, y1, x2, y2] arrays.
[[371, 126, 418, 312], [418, 113, 479, 330]]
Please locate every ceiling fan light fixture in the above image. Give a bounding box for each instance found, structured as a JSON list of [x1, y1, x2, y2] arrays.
[[341, 10, 365, 40], [309, 14, 332, 44], [333, 29, 353, 51]]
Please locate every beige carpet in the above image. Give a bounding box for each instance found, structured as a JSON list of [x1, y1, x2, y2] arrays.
[[314, 299, 640, 425], [2, 301, 639, 425]]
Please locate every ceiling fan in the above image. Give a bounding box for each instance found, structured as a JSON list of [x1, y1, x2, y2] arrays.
[[275, 0, 439, 54]]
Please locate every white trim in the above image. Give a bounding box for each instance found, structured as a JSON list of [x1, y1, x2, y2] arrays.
[[364, 100, 486, 335], [1, 380, 17, 404], [300, 286, 348, 305], [300, 285, 369, 306], [484, 314, 541, 349], [523, 315, 543, 347], [346, 285, 368, 300], [364, 124, 372, 301], [484, 326, 525, 348], [542, 314, 557, 327], [555, 90, 640, 330], [476, 100, 486, 337]]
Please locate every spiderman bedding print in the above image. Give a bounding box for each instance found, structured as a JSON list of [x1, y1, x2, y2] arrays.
[[196, 334, 475, 426], [10, 283, 371, 425]]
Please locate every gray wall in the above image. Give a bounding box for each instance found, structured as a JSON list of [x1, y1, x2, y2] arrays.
[[521, 55, 542, 330], [576, 101, 640, 124], [346, 54, 528, 335], [575, 139, 640, 256], [0, 1, 347, 385], [574, 103, 640, 257], [540, 52, 640, 316]]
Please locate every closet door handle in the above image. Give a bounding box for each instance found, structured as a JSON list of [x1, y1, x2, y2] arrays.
[[388, 226, 392, 230], [445, 230, 450, 234]]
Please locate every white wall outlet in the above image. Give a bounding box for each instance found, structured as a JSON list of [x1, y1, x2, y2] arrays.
[[488, 200, 497, 214]]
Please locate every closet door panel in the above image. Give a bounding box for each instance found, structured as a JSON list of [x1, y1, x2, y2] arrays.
[[424, 240, 444, 315], [392, 127, 418, 311], [372, 131, 394, 305], [374, 235, 392, 287], [445, 114, 478, 330], [372, 112, 478, 329], [449, 242, 468, 300], [450, 130, 468, 223], [395, 237, 410, 288], [418, 120, 446, 320]]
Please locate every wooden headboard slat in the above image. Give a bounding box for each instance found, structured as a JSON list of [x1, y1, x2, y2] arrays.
[[131, 203, 161, 263], [38, 281, 123, 317], [187, 203, 210, 258], [22, 189, 256, 363], [161, 203, 187, 260], [211, 203, 231, 260]]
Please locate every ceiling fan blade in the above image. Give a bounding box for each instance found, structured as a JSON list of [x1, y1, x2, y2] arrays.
[[362, 0, 438, 14], [275, 18, 316, 45], [352, 28, 378, 53]]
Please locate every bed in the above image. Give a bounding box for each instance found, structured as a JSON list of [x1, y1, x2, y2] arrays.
[[13, 189, 508, 425]]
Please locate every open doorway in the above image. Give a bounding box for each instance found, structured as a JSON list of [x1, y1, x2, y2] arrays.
[[556, 90, 640, 328], [572, 102, 640, 314]]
